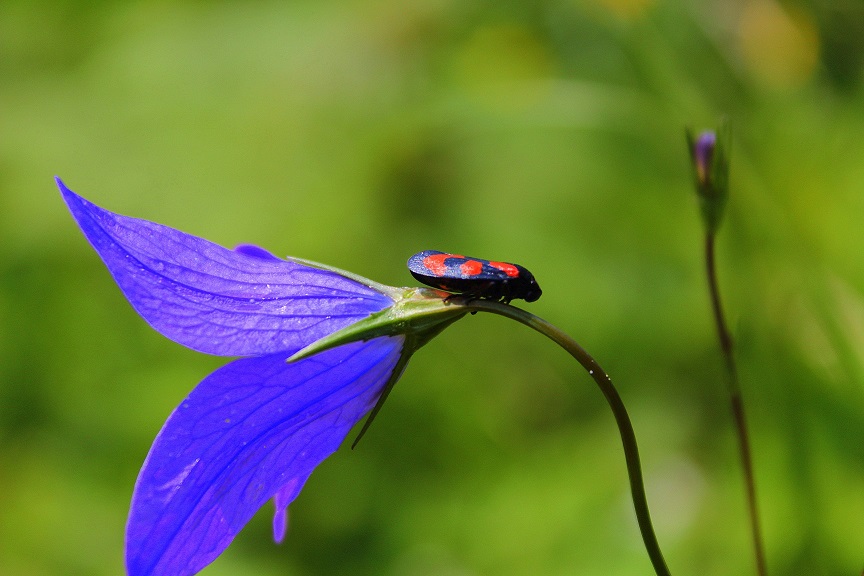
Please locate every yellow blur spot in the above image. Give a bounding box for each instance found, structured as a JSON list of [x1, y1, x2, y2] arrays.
[[738, 0, 820, 88], [455, 24, 555, 110]]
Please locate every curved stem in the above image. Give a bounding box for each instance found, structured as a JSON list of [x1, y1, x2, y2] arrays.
[[465, 299, 672, 576], [705, 233, 767, 576]]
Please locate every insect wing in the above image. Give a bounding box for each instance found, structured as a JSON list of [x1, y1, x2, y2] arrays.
[[407, 250, 541, 303]]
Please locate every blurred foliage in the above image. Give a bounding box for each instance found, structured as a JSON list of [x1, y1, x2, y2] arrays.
[[1, 0, 863, 575]]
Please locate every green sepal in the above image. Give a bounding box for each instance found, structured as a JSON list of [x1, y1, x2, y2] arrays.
[[288, 286, 467, 446], [288, 287, 468, 363], [284, 256, 406, 301]]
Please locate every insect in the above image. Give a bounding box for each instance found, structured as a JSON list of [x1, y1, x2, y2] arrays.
[[407, 250, 542, 304]]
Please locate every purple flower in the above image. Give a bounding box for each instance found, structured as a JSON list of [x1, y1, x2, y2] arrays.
[[57, 178, 456, 576], [127, 339, 403, 576]]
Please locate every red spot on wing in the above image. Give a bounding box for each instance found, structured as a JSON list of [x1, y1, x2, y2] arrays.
[[423, 253, 461, 276], [489, 261, 520, 277], [460, 260, 483, 276]]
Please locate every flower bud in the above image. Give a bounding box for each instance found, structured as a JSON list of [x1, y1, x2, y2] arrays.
[[693, 131, 716, 187], [686, 126, 729, 234]]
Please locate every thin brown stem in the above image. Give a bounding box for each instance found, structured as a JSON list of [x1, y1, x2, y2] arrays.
[[705, 233, 767, 576]]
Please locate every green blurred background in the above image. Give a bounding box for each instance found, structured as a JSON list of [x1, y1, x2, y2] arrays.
[[1, 0, 862, 574]]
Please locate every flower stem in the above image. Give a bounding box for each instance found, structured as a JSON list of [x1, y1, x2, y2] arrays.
[[465, 299, 672, 576], [704, 233, 767, 576]]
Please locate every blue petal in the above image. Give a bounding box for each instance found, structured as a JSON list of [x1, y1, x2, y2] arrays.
[[125, 336, 405, 576], [57, 178, 393, 356]]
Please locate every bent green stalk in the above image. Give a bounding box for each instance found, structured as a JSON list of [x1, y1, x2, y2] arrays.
[[466, 299, 672, 576], [291, 289, 672, 576]]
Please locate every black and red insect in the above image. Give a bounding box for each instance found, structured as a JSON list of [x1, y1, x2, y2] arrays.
[[407, 250, 542, 304]]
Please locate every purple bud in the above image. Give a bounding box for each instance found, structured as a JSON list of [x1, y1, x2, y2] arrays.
[[686, 126, 729, 233], [693, 131, 716, 186]]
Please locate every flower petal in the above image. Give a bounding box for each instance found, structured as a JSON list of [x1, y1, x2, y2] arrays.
[[125, 336, 405, 576], [57, 178, 393, 356]]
